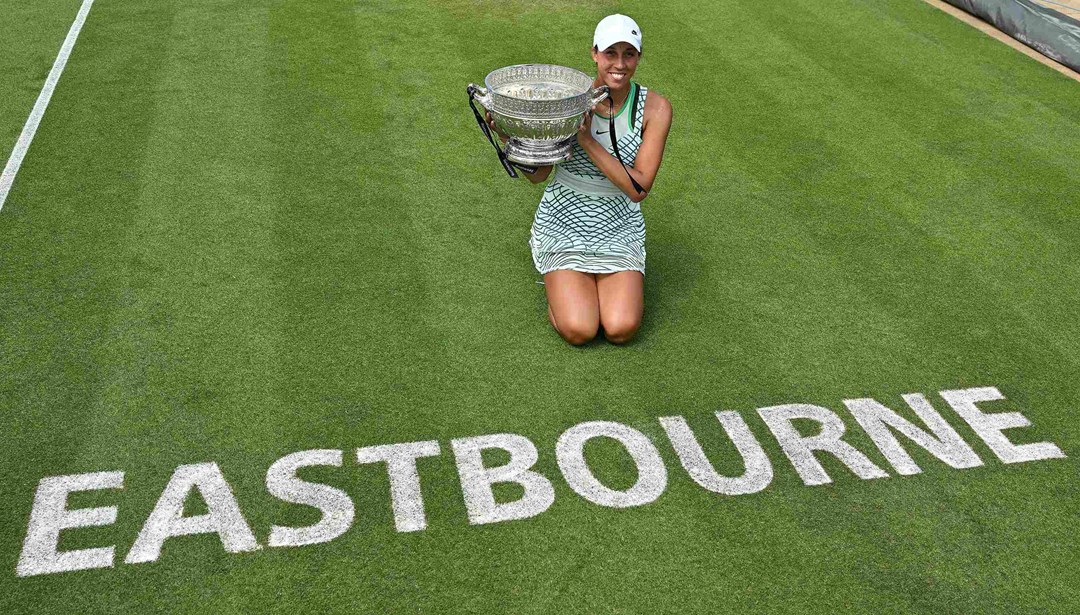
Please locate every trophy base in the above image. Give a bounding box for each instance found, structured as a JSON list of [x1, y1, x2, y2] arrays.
[[505, 138, 574, 166]]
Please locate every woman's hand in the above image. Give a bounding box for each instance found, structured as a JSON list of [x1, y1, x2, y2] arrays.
[[485, 111, 509, 144], [570, 110, 597, 161], [576, 110, 595, 146]]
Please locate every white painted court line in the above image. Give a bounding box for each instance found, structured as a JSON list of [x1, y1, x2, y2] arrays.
[[0, 0, 96, 213]]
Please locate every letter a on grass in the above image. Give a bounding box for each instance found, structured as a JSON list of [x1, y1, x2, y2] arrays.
[[126, 463, 259, 564]]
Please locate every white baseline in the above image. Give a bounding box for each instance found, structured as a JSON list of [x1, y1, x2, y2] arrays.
[[0, 0, 96, 213]]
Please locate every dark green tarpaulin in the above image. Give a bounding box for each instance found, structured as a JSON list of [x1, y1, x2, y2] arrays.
[[943, 0, 1080, 72]]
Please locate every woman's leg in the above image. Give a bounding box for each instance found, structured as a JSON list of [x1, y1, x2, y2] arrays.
[[543, 270, 600, 345], [596, 271, 644, 344]]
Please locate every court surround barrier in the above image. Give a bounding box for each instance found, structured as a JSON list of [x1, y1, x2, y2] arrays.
[[943, 0, 1080, 72]]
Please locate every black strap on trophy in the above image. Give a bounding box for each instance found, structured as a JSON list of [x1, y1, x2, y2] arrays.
[[467, 85, 539, 178], [467, 85, 516, 178]]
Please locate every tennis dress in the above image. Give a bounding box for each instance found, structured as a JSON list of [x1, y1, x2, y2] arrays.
[[530, 82, 648, 275]]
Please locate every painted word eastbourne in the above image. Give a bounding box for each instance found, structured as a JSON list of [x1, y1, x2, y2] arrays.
[[16, 386, 1066, 577]]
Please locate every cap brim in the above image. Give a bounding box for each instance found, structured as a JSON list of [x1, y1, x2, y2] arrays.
[[595, 36, 641, 52]]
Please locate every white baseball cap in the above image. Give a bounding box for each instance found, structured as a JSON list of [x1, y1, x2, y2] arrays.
[[593, 14, 642, 53]]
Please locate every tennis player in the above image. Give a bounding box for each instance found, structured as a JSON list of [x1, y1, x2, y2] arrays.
[[492, 14, 672, 345]]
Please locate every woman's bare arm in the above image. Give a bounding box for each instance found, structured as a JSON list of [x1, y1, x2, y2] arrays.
[[523, 165, 553, 183], [576, 92, 672, 203]]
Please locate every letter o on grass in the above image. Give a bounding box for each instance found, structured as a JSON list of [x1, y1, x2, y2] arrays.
[[556, 421, 668, 508]]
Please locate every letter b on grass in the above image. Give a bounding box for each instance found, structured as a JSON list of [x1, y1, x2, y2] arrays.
[[451, 434, 555, 525]]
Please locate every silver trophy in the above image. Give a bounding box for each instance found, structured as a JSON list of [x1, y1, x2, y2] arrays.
[[468, 64, 609, 166]]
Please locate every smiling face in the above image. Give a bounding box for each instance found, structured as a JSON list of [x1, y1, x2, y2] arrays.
[[591, 41, 640, 91]]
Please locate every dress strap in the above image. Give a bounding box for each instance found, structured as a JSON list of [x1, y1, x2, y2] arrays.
[[608, 84, 646, 197], [630, 84, 647, 132]]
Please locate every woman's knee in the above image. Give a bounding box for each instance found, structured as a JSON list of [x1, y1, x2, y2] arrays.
[[544, 270, 600, 345], [595, 271, 644, 345], [555, 316, 599, 346], [602, 315, 641, 344]]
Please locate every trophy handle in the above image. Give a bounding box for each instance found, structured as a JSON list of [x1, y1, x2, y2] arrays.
[[467, 83, 492, 110], [588, 85, 610, 108], [467, 83, 518, 178]]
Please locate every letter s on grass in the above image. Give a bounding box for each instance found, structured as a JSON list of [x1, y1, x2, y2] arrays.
[[267, 449, 355, 548]]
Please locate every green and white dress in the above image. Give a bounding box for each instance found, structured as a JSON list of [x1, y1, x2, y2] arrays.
[[530, 82, 648, 275]]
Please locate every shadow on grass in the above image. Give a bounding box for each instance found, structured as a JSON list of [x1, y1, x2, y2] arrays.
[[638, 235, 702, 345]]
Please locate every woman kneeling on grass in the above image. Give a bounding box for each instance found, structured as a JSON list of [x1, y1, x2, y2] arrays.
[[490, 14, 672, 346]]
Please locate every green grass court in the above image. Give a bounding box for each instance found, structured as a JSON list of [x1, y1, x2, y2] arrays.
[[2, 0, 1078, 612]]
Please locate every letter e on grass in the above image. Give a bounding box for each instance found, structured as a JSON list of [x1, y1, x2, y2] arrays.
[[18, 471, 124, 577], [940, 387, 1066, 464]]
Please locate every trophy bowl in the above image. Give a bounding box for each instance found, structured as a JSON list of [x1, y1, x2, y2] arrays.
[[468, 64, 609, 166]]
